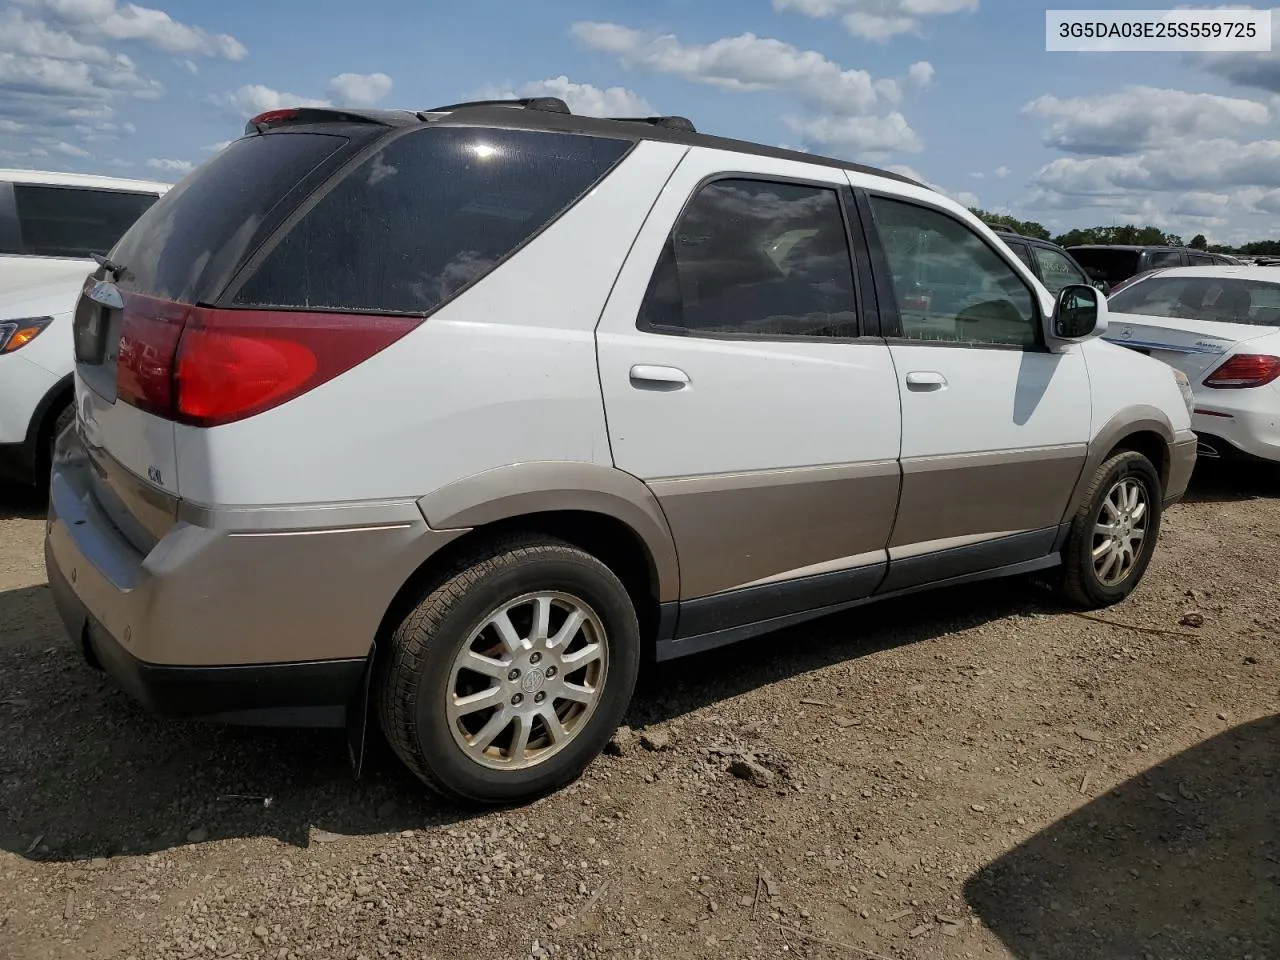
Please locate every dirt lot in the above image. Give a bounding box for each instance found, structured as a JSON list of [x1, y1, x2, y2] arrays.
[[1, 468, 1277, 960]]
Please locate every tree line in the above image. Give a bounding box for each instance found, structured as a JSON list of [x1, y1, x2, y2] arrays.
[[967, 207, 1280, 256]]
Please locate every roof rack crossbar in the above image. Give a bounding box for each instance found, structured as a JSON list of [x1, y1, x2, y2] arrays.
[[606, 115, 698, 133], [421, 97, 571, 115]]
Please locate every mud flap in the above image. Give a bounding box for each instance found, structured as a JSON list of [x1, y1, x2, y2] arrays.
[[345, 641, 376, 780]]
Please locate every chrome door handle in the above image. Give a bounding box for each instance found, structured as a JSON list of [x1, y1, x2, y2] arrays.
[[629, 364, 690, 390], [905, 370, 947, 390]]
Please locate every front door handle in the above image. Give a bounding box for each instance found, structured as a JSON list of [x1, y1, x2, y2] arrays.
[[629, 364, 690, 390], [905, 370, 947, 391]]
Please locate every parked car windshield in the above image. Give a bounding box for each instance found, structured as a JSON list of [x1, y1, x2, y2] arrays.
[[1108, 274, 1280, 326], [1069, 248, 1141, 285]]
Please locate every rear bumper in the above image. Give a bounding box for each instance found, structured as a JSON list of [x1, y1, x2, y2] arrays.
[[1191, 402, 1280, 465], [44, 430, 466, 726], [48, 549, 365, 726]]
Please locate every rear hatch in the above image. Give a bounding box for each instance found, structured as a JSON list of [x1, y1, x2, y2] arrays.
[[69, 127, 367, 549]]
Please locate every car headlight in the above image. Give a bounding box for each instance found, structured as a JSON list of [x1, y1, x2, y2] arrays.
[[1172, 368, 1195, 417], [0, 316, 53, 354]]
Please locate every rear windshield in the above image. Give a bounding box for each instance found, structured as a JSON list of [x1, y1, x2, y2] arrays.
[[1069, 248, 1141, 285], [230, 126, 632, 315], [108, 132, 349, 303], [6, 185, 158, 259], [1108, 275, 1280, 326]]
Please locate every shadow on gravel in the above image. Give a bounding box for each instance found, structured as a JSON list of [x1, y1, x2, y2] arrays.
[[1182, 460, 1280, 504], [0, 481, 47, 521], [964, 714, 1280, 959], [0, 569, 1054, 863]]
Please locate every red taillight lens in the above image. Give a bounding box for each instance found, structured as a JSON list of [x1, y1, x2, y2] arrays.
[[114, 295, 421, 427], [116, 296, 186, 416], [174, 310, 420, 427], [1203, 354, 1280, 389]]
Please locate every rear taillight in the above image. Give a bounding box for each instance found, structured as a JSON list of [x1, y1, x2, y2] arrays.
[[1203, 354, 1280, 389], [115, 295, 421, 427]]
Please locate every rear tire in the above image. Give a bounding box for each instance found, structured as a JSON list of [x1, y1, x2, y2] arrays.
[[1060, 450, 1163, 608], [377, 535, 640, 805]]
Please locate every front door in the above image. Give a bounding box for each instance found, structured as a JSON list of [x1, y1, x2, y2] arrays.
[[595, 149, 902, 638], [857, 190, 1091, 590]]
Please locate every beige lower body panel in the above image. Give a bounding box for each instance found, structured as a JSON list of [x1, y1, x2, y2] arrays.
[[648, 460, 901, 600], [891, 444, 1087, 549]]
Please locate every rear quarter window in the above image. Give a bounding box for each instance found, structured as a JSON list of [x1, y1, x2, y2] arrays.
[[231, 126, 632, 315]]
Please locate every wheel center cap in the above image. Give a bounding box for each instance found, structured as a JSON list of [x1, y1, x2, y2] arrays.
[[520, 667, 546, 694]]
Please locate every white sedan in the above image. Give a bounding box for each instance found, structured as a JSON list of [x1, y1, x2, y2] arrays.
[[1104, 266, 1280, 465]]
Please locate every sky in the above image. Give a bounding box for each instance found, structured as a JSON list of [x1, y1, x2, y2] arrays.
[[5, 0, 1280, 244]]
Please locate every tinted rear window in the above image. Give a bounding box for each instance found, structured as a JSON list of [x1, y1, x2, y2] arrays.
[[231, 126, 632, 315], [1068, 248, 1141, 285], [109, 132, 348, 303], [5, 185, 158, 258]]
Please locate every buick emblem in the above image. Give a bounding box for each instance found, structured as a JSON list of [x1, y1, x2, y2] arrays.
[[520, 668, 546, 694]]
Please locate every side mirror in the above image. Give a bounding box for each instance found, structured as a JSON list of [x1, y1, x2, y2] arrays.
[[1048, 283, 1108, 345]]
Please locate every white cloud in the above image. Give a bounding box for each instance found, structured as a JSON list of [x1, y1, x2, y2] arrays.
[[326, 71, 393, 105], [217, 84, 331, 116], [15, 0, 247, 59], [475, 76, 654, 117], [178, 58, 197, 75], [772, 0, 978, 41], [1171, 191, 1230, 218], [994, 165, 1010, 178], [906, 60, 935, 88], [1024, 86, 1270, 155], [203, 139, 232, 153], [955, 190, 980, 208], [784, 111, 923, 156], [107, 156, 131, 167], [571, 22, 883, 115], [146, 156, 192, 173], [50, 139, 90, 157], [0, 7, 110, 62], [1032, 138, 1280, 195]]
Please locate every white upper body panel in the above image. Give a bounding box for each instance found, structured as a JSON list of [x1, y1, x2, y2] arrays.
[[173, 139, 689, 506]]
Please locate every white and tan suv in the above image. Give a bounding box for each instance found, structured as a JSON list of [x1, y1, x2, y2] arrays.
[[45, 99, 1197, 804]]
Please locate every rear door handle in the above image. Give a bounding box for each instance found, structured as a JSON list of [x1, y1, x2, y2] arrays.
[[629, 364, 690, 390], [905, 370, 947, 390]]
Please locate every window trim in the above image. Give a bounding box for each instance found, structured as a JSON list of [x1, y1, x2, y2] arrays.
[[3, 182, 161, 260], [636, 171, 872, 344], [857, 188, 1049, 353], [220, 123, 638, 316]]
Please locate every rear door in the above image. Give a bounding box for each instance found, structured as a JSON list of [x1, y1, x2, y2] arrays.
[[596, 148, 902, 630]]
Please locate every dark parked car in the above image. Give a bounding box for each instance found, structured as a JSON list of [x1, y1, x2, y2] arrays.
[[996, 231, 1106, 295], [1066, 244, 1240, 289]]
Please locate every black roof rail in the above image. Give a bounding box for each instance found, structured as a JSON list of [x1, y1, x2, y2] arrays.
[[606, 115, 698, 133], [421, 97, 571, 116]]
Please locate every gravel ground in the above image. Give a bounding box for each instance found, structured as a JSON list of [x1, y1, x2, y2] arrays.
[[1, 466, 1277, 960]]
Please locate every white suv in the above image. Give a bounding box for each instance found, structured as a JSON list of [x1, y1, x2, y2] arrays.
[[45, 100, 1197, 804], [0, 169, 168, 487]]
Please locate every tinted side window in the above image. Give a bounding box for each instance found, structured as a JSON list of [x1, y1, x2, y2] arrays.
[[1006, 240, 1035, 269], [639, 179, 858, 338], [870, 197, 1037, 348], [1146, 250, 1184, 269], [8, 186, 158, 258], [1032, 245, 1088, 293], [235, 127, 631, 315]]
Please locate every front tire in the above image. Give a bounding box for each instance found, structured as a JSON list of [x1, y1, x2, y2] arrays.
[[1061, 450, 1163, 608], [377, 535, 641, 805]]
